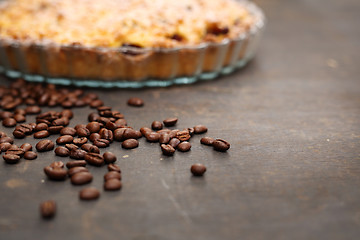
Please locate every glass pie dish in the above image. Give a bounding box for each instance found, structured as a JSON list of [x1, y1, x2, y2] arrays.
[[0, 0, 265, 88]]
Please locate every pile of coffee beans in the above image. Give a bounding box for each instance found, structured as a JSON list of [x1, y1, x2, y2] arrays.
[[0, 79, 230, 219]]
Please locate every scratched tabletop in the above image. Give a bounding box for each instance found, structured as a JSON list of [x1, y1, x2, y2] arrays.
[[0, 0, 360, 239]]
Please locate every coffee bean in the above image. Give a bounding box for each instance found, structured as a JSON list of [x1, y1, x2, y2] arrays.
[[176, 130, 191, 141], [105, 121, 117, 131], [3, 154, 20, 164], [212, 139, 230, 152], [104, 171, 121, 181], [200, 137, 214, 146], [61, 109, 73, 119], [93, 139, 109, 148], [0, 131, 7, 138], [48, 126, 64, 134], [69, 149, 87, 160], [0, 111, 13, 119], [81, 143, 100, 153], [191, 164, 206, 176], [89, 133, 101, 142], [44, 166, 67, 180], [60, 127, 76, 136], [159, 133, 170, 144], [2, 117, 17, 127], [25, 105, 41, 114], [24, 151, 37, 160], [163, 118, 178, 127], [85, 152, 104, 166], [12, 129, 25, 139], [65, 143, 79, 151], [88, 113, 100, 122], [145, 132, 160, 142], [194, 125, 208, 134], [40, 200, 56, 219], [61, 100, 73, 108], [0, 137, 14, 144], [54, 146, 70, 157], [73, 137, 88, 146], [169, 130, 179, 139], [86, 122, 101, 133], [14, 114, 26, 123], [35, 123, 48, 132], [107, 164, 121, 172], [99, 128, 113, 142], [157, 129, 171, 134], [122, 139, 139, 149], [90, 99, 104, 108], [6, 145, 25, 156], [36, 140, 55, 152], [66, 160, 87, 169], [114, 128, 133, 141], [52, 117, 69, 126], [79, 187, 100, 200], [177, 142, 191, 152], [114, 118, 127, 127], [68, 166, 88, 177], [34, 130, 50, 139], [140, 127, 152, 136], [20, 143, 32, 152], [161, 144, 175, 156], [187, 127, 195, 136], [104, 179, 122, 191], [50, 161, 64, 169], [71, 172, 93, 185], [151, 121, 163, 130], [169, 138, 181, 148], [103, 152, 117, 164], [74, 124, 87, 130], [76, 127, 90, 137], [127, 97, 144, 107], [0, 142, 11, 152], [56, 135, 74, 145]]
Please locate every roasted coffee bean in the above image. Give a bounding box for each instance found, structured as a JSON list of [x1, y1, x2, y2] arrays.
[[36, 140, 54, 152], [85, 152, 104, 166], [191, 164, 206, 176], [104, 179, 122, 191], [24, 151, 37, 160], [68, 166, 88, 177], [0, 142, 12, 152], [50, 161, 64, 169], [19, 123, 34, 134], [97, 117, 110, 125], [157, 129, 171, 134], [0, 131, 7, 138], [187, 127, 195, 136], [3, 101, 19, 111], [112, 111, 124, 119], [86, 122, 101, 133], [73, 137, 88, 146], [169, 130, 179, 139], [40, 200, 56, 219], [14, 114, 26, 123], [159, 133, 171, 144], [99, 128, 113, 142], [2, 117, 17, 127], [52, 117, 69, 126], [13, 129, 26, 139], [74, 99, 86, 107], [122, 139, 139, 149], [66, 160, 87, 169], [90, 99, 104, 108], [81, 143, 100, 153], [103, 152, 117, 164], [36, 119, 51, 125], [44, 166, 67, 180], [112, 119, 126, 128], [127, 97, 144, 107], [25, 98, 36, 105], [163, 117, 178, 127], [20, 143, 32, 152], [213, 139, 230, 152], [35, 123, 48, 132], [48, 126, 64, 134], [70, 149, 87, 160], [176, 130, 191, 141], [200, 137, 215, 146], [71, 171, 93, 185], [74, 124, 87, 130], [65, 143, 79, 151], [108, 164, 121, 172], [145, 132, 160, 142], [0, 137, 14, 144], [151, 121, 163, 130], [89, 133, 101, 142], [104, 121, 117, 131], [79, 187, 100, 200], [34, 130, 50, 139], [56, 135, 74, 145], [161, 144, 175, 156], [114, 128, 129, 141], [3, 154, 20, 164], [61, 109, 73, 119], [93, 139, 109, 148], [6, 146, 25, 156], [0, 111, 13, 119], [76, 127, 90, 137], [88, 113, 100, 122], [61, 100, 73, 108], [169, 138, 181, 148], [25, 105, 41, 114], [60, 127, 76, 136], [55, 146, 70, 157], [99, 109, 112, 117], [177, 141, 191, 152], [140, 127, 152, 136], [194, 125, 208, 134], [97, 106, 112, 112], [104, 171, 121, 181]]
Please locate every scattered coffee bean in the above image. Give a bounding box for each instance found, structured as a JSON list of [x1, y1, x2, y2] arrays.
[[66, 160, 87, 169], [69, 149, 87, 160], [104, 179, 122, 191], [50, 161, 64, 169], [89, 133, 101, 142], [88, 113, 100, 122], [161, 144, 175, 156], [40, 200, 56, 219], [61, 109, 73, 119], [176, 130, 191, 141], [13, 114, 26, 123], [71, 172, 93, 185], [76, 127, 90, 137], [159, 133, 170, 144], [36, 140, 55, 152], [2, 117, 17, 127], [187, 127, 195, 136], [48, 126, 64, 134], [163, 117, 178, 127], [86, 122, 101, 133], [151, 121, 163, 130], [68, 166, 89, 177], [213, 139, 230, 152], [81, 143, 100, 153], [56, 135, 74, 145], [65, 143, 79, 151], [34, 130, 50, 139], [177, 142, 191, 152], [25, 105, 41, 115], [20, 143, 32, 152], [145, 132, 160, 142], [93, 139, 109, 148], [104, 171, 121, 181], [6, 146, 25, 156], [60, 127, 76, 136], [90, 99, 104, 108], [122, 139, 139, 149], [103, 152, 117, 164], [0, 131, 7, 138], [73, 137, 88, 146], [191, 164, 207, 176], [200, 137, 215, 146], [54, 146, 70, 157], [74, 124, 87, 130], [3, 154, 20, 164], [24, 151, 37, 160], [0, 142, 12, 152], [85, 152, 104, 166], [127, 97, 144, 107], [107, 164, 121, 172], [169, 130, 179, 139], [44, 166, 67, 180], [79, 187, 100, 200], [99, 128, 113, 142], [140, 127, 152, 136], [169, 138, 181, 148], [0, 111, 13, 119], [194, 125, 208, 134], [0, 137, 14, 144]]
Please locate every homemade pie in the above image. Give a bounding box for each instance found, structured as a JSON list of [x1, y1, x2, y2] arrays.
[[0, 0, 265, 87]]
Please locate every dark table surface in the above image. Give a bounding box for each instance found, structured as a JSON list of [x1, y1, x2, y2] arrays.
[[0, 0, 360, 239]]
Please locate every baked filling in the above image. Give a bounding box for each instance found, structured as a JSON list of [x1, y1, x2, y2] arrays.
[[0, 0, 255, 48]]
